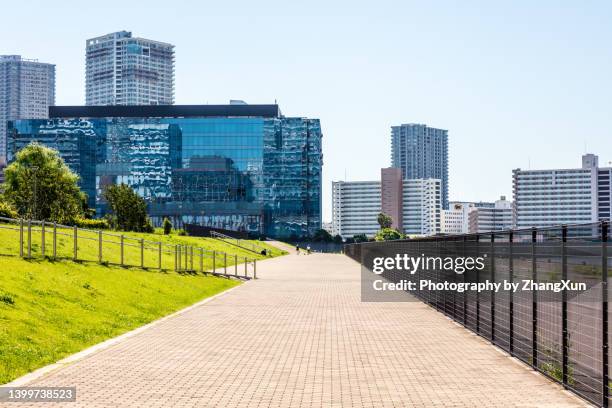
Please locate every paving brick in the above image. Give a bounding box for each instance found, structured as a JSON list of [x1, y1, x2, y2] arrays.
[[1, 251, 590, 407]]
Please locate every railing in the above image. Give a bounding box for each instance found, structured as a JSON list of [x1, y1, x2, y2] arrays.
[[345, 221, 611, 407], [0, 217, 257, 280], [209, 230, 268, 255]]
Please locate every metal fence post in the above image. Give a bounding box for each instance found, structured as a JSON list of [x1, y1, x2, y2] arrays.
[[27, 220, 32, 258], [41, 221, 45, 256], [476, 234, 480, 334], [532, 227, 538, 369], [562, 225, 568, 386], [509, 231, 514, 354], [490, 233, 495, 342], [73, 225, 78, 261], [602, 221, 609, 407], [463, 236, 467, 326], [158, 242, 162, 270], [174, 245, 178, 271], [98, 230, 103, 263], [140, 239, 144, 268], [120, 235, 124, 266], [19, 219, 24, 257], [178, 246, 181, 271], [52, 222, 57, 259], [200, 248, 203, 272]]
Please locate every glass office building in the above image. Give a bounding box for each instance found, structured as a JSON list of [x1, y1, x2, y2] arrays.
[[8, 105, 323, 239]]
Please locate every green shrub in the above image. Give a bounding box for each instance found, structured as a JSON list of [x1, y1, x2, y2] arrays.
[[0, 201, 18, 219], [142, 218, 155, 233], [177, 229, 187, 236], [162, 217, 172, 235], [375, 228, 404, 242], [74, 217, 109, 230]]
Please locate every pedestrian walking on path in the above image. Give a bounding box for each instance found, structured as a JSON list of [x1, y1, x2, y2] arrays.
[[295, 244, 300, 255]]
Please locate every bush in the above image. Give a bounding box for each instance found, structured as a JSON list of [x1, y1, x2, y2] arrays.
[[177, 229, 187, 236], [163, 217, 172, 235], [142, 218, 155, 233], [74, 217, 109, 230], [0, 201, 18, 219], [375, 228, 404, 242]]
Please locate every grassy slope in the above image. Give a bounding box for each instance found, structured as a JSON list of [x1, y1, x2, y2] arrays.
[[0, 227, 286, 384]]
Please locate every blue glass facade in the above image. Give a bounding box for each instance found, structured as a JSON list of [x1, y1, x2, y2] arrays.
[[8, 106, 322, 239]]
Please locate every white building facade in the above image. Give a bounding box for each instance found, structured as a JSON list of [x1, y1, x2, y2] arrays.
[[468, 196, 513, 233], [331, 178, 441, 238], [0, 55, 55, 163], [86, 31, 175, 106], [512, 154, 606, 228]]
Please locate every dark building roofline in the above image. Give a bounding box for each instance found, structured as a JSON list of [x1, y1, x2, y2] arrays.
[[49, 104, 280, 119]]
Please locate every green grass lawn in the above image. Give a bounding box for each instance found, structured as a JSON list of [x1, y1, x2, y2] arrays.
[[0, 225, 286, 384]]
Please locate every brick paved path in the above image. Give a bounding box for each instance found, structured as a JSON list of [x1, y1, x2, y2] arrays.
[[3, 251, 589, 407]]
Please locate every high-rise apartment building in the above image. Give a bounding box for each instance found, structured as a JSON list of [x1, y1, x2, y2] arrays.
[[331, 176, 441, 239], [0, 55, 55, 163], [512, 154, 611, 228], [8, 104, 322, 239], [85, 31, 174, 106], [391, 123, 449, 209], [332, 181, 381, 238], [468, 196, 513, 233]]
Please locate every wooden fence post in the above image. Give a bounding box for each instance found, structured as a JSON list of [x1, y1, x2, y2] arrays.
[[120, 235, 124, 266], [52, 222, 57, 259], [41, 221, 45, 256]]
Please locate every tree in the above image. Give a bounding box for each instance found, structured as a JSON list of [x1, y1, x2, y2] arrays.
[[163, 217, 172, 235], [333, 234, 343, 244], [353, 233, 368, 243], [312, 228, 333, 242], [3, 142, 85, 223], [103, 183, 152, 232], [377, 212, 393, 229], [375, 228, 404, 242]]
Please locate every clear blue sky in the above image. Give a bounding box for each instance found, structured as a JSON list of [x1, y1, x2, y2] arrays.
[[3, 0, 612, 222]]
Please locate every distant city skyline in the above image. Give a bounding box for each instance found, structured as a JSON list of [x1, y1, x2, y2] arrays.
[[2, 1, 612, 222]]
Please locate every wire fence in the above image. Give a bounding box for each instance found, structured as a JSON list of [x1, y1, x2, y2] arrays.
[[0, 217, 257, 279], [345, 221, 611, 407]]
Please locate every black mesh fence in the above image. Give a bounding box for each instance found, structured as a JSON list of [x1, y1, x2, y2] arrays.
[[344, 222, 611, 407]]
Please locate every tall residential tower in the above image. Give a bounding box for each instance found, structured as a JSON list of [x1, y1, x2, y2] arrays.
[[0, 55, 55, 164], [85, 31, 175, 106], [391, 123, 448, 209]]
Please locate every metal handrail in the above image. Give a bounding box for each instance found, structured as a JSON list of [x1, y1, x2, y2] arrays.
[[209, 230, 268, 254], [0, 217, 258, 279]]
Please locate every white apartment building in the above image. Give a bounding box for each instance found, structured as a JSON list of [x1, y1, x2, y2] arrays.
[[513, 154, 608, 228], [332, 181, 381, 238], [469, 196, 513, 233], [402, 179, 441, 236], [0, 55, 55, 163], [331, 178, 441, 238], [86, 31, 175, 106]]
